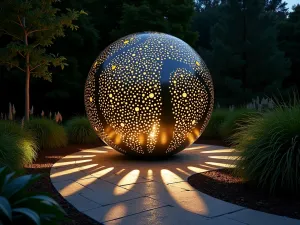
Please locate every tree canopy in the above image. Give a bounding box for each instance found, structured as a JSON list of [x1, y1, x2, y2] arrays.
[[0, 0, 299, 117], [0, 0, 85, 119]]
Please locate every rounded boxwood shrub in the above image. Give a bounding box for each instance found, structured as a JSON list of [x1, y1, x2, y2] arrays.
[[220, 108, 257, 140], [232, 105, 300, 194], [201, 109, 229, 139], [65, 117, 98, 144], [0, 121, 37, 170], [24, 118, 67, 149]]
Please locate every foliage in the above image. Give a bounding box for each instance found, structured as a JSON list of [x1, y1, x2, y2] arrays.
[[201, 109, 229, 139], [193, 0, 223, 52], [232, 104, 300, 193], [0, 167, 66, 225], [65, 117, 98, 144], [219, 108, 256, 140], [278, 5, 300, 92], [0, 0, 86, 119], [207, 0, 290, 105], [24, 118, 67, 150], [44, 0, 99, 116], [111, 0, 198, 46], [0, 0, 300, 117], [0, 121, 37, 171]]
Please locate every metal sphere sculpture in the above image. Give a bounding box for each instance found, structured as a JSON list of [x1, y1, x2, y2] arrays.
[[85, 32, 214, 157]]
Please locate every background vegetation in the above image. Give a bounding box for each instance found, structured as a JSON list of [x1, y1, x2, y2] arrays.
[[66, 117, 98, 144], [24, 118, 67, 150], [1, 0, 299, 119], [0, 121, 37, 170], [1, 0, 300, 195], [232, 102, 300, 194]]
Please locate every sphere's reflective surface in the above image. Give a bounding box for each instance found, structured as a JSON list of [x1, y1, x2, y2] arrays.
[[85, 32, 214, 157]]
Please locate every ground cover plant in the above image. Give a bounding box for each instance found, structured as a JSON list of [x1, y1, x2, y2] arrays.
[[232, 103, 300, 194], [24, 118, 67, 150], [0, 121, 37, 170], [0, 167, 66, 225], [65, 117, 98, 144]]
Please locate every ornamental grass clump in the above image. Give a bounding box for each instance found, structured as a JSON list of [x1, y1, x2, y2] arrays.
[[232, 104, 300, 194], [201, 109, 229, 139], [0, 121, 37, 171], [65, 117, 98, 144], [24, 118, 67, 150]]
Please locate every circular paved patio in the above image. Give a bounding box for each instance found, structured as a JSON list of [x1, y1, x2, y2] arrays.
[[50, 144, 300, 225]]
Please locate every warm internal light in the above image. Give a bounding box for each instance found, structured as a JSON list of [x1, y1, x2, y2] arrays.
[[84, 32, 214, 157]]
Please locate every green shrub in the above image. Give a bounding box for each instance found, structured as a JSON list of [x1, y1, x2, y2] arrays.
[[220, 108, 257, 140], [232, 105, 300, 194], [0, 121, 37, 170], [66, 117, 98, 144], [0, 167, 66, 225], [24, 118, 67, 149], [201, 109, 229, 139]]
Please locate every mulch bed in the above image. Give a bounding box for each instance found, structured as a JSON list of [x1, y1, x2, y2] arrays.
[[25, 142, 105, 225], [188, 169, 300, 220]]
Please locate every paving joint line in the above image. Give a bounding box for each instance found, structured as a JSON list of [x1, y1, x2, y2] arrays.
[[118, 180, 153, 187], [225, 217, 250, 225], [102, 205, 172, 224], [100, 195, 161, 207], [78, 192, 103, 206], [209, 208, 246, 219]]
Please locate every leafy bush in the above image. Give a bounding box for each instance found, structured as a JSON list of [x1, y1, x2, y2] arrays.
[[24, 118, 67, 149], [201, 109, 229, 139], [0, 121, 37, 170], [0, 167, 66, 225], [65, 117, 98, 144], [219, 108, 256, 140], [232, 105, 300, 194]]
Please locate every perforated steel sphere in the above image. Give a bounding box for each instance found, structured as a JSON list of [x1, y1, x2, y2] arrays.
[[85, 32, 214, 157]]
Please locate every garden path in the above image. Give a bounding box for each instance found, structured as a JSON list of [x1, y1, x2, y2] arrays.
[[50, 144, 300, 225]]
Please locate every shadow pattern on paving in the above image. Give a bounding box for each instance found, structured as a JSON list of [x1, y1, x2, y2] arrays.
[[50, 144, 300, 225]]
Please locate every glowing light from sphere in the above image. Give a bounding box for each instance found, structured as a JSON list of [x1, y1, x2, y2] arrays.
[[84, 32, 214, 157]]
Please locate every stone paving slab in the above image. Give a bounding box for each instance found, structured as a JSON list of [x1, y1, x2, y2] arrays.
[[104, 206, 244, 225], [84, 197, 168, 223], [50, 144, 300, 225], [75, 177, 143, 206], [64, 194, 100, 212], [168, 181, 197, 191], [53, 179, 86, 197], [104, 206, 210, 225], [98, 173, 151, 186], [51, 165, 94, 183], [148, 189, 243, 218], [121, 181, 186, 196], [225, 209, 300, 225]]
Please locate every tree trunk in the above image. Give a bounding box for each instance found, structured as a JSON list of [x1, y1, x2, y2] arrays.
[[25, 55, 30, 121], [25, 33, 30, 121]]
